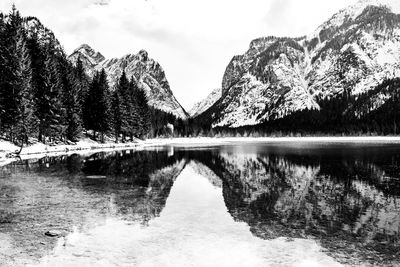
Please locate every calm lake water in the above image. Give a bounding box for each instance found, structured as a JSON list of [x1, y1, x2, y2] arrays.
[[0, 142, 400, 266]]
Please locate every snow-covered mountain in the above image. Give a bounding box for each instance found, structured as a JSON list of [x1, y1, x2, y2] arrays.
[[200, 0, 400, 128], [189, 88, 221, 117], [68, 45, 188, 119]]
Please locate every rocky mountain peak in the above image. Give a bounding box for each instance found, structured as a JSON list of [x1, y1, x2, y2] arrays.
[[68, 45, 187, 119], [72, 44, 105, 65], [138, 49, 149, 61], [197, 0, 400, 128]]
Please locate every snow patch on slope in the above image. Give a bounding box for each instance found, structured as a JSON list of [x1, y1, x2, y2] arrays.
[[189, 88, 221, 117]]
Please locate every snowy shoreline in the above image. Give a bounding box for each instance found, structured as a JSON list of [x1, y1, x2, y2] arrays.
[[2, 136, 400, 165], [145, 136, 400, 146], [0, 138, 145, 166]]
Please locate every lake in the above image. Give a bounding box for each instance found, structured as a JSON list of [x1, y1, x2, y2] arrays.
[[0, 142, 399, 266]]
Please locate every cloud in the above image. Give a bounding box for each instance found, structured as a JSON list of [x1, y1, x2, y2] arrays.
[[1, 0, 358, 110]]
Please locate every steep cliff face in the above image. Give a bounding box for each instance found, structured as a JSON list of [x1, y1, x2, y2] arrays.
[[68, 46, 188, 119], [189, 88, 221, 118], [202, 0, 400, 128]]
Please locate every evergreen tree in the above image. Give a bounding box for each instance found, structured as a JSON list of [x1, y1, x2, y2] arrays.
[[111, 89, 122, 142], [0, 14, 5, 135], [59, 58, 82, 142], [74, 57, 89, 115], [127, 76, 140, 139], [118, 71, 132, 139], [26, 31, 48, 142], [134, 84, 151, 138], [84, 69, 110, 142], [14, 30, 38, 147], [37, 44, 64, 143], [0, 5, 23, 141], [0, 13, 8, 136]]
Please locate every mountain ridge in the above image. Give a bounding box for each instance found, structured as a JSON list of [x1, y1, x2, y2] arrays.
[[68, 45, 188, 119], [193, 0, 400, 129]]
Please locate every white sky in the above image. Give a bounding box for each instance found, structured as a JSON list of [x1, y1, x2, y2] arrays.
[[0, 0, 358, 110]]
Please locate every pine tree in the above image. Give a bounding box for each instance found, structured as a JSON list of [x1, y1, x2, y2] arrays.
[[74, 57, 89, 116], [111, 89, 122, 142], [135, 84, 151, 138], [128, 77, 141, 139], [0, 13, 7, 136], [1, 5, 23, 142], [59, 58, 82, 142], [14, 30, 38, 148], [84, 69, 110, 142], [83, 71, 97, 133], [26, 31, 47, 142], [117, 71, 132, 140], [38, 45, 64, 143]]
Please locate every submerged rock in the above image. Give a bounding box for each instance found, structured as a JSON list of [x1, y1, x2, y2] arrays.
[[44, 230, 62, 237]]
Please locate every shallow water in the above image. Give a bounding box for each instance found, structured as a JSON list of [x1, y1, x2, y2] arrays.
[[0, 142, 399, 266]]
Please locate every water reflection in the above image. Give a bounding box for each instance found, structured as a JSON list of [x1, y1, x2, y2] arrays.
[[36, 165, 340, 267], [187, 145, 400, 265], [0, 143, 399, 266]]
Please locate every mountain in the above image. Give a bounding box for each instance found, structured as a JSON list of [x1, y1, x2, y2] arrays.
[[21, 16, 65, 54], [68, 45, 188, 119], [189, 88, 221, 117], [198, 0, 400, 129]]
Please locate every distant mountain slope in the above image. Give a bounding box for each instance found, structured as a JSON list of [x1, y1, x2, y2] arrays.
[[68, 45, 188, 119], [189, 88, 221, 117], [200, 0, 400, 128]]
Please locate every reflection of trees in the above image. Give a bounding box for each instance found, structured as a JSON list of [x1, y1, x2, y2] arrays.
[[0, 150, 187, 264], [41, 150, 189, 221], [1, 145, 400, 265], [188, 149, 400, 266]]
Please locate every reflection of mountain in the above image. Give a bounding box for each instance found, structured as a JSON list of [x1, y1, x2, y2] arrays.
[[187, 161, 222, 188], [34, 164, 341, 267], [0, 150, 186, 264], [187, 149, 400, 266], [1, 145, 400, 266]]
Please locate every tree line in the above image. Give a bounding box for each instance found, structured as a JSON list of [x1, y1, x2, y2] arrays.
[[0, 6, 152, 147], [185, 77, 400, 137]]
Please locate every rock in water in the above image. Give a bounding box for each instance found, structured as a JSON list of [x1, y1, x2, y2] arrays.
[[44, 230, 61, 237]]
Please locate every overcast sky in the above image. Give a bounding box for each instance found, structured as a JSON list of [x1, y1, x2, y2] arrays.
[[1, 0, 358, 110]]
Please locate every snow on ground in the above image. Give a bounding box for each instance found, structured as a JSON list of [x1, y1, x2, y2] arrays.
[[0, 138, 144, 166], [2, 136, 400, 166]]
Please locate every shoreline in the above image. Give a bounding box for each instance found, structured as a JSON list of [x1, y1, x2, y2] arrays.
[[2, 136, 400, 165], [0, 139, 145, 166], [145, 136, 400, 146]]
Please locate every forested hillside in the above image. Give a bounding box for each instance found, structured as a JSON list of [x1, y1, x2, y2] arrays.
[[188, 1, 400, 137], [0, 6, 185, 147]]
